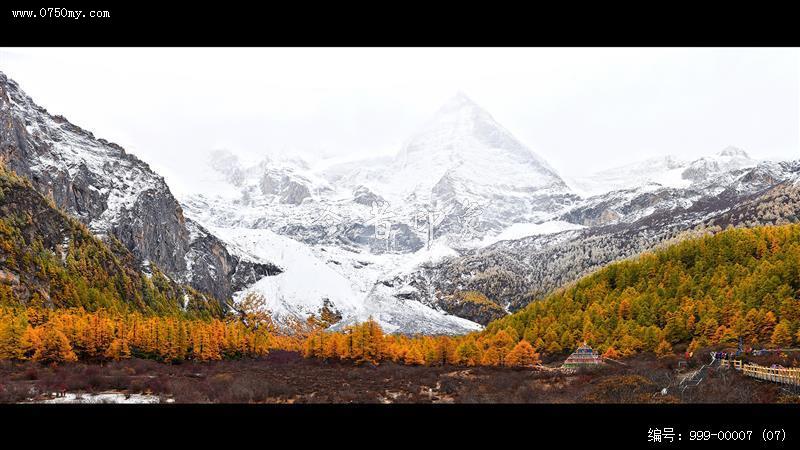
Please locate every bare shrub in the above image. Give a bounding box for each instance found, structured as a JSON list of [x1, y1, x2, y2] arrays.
[[0, 383, 31, 403], [64, 372, 90, 391], [142, 375, 170, 395], [18, 366, 39, 381], [583, 375, 657, 403]]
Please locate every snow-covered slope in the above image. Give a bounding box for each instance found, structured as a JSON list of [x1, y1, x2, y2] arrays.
[[179, 94, 583, 333], [560, 147, 764, 228], [568, 155, 689, 197], [208, 226, 481, 334], [682, 146, 758, 182], [475, 220, 586, 247], [569, 147, 758, 197], [176, 92, 789, 334], [209, 227, 366, 322]]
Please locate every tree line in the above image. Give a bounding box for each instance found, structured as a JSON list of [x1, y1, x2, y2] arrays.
[[0, 306, 274, 364], [301, 224, 800, 366], [5, 156, 800, 369], [302, 320, 540, 367]]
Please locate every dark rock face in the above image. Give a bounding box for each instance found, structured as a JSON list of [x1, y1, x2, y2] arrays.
[[280, 179, 311, 205], [113, 188, 190, 276], [258, 171, 311, 205], [0, 71, 275, 306], [339, 223, 424, 254], [0, 170, 221, 312], [184, 219, 281, 301], [352, 185, 384, 206]]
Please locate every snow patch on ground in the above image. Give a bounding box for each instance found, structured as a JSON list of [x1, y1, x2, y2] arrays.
[[210, 227, 366, 319], [207, 226, 481, 334], [37, 392, 162, 404]]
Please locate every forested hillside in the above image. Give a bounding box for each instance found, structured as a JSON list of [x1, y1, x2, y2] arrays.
[[304, 224, 800, 366], [0, 165, 217, 315], [484, 224, 800, 356], [5, 154, 800, 368], [0, 165, 287, 363]]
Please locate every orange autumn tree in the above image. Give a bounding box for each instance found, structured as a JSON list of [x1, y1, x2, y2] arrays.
[[104, 337, 131, 361], [0, 307, 275, 363], [454, 337, 481, 366], [348, 318, 384, 365], [480, 347, 501, 366], [771, 320, 794, 347], [403, 342, 425, 366], [31, 323, 77, 364], [602, 346, 621, 359], [655, 340, 673, 358], [484, 328, 517, 366], [505, 340, 540, 367], [303, 318, 386, 365], [0, 310, 27, 360]]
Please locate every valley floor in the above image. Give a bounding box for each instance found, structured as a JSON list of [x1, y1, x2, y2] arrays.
[[1, 351, 794, 404]]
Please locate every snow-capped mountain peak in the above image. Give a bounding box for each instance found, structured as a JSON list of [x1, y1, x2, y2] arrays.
[[436, 91, 481, 114], [176, 92, 581, 334], [389, 93, 569, 201]]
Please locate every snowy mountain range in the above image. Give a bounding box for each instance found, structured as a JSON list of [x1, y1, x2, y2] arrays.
[[567, 146, 758, 197], [396, 158, 800, 321], [2, 70, 798, 335], [176, 92, 590, 333], [177, 92, 798, 334]]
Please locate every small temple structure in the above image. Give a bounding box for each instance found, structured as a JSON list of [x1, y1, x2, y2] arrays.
[[562, 342, 604, 369]]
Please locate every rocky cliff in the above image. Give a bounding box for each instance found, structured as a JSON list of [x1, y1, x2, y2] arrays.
[[0, 72, 279, 306]]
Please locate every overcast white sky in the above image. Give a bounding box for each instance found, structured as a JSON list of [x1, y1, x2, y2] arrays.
[[0, 48, 798, 192]]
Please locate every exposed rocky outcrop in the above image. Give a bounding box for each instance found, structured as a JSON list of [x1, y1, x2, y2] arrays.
[[0, 71, 277, 306], [184, 219, 281, 300], [0, 167, 217, 312], [352, 185, 384, 206], [258, 171, 311, 205], [439, 291, 507, 325], [280, 179, 311, 205]]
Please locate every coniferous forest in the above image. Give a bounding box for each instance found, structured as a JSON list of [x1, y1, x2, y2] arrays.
[[4, 152, 800, 370], [2, 52, 800, 407]]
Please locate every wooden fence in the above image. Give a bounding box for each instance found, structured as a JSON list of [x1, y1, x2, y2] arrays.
[[719, 359, 800, 386]]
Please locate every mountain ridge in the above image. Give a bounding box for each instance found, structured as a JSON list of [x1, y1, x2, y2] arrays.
[[178, 93, 584, 333], [0, 71, 280, 307], [4, 70, 799, 336], [178, 91, 798, 333], [0, 164, 219, 315]]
